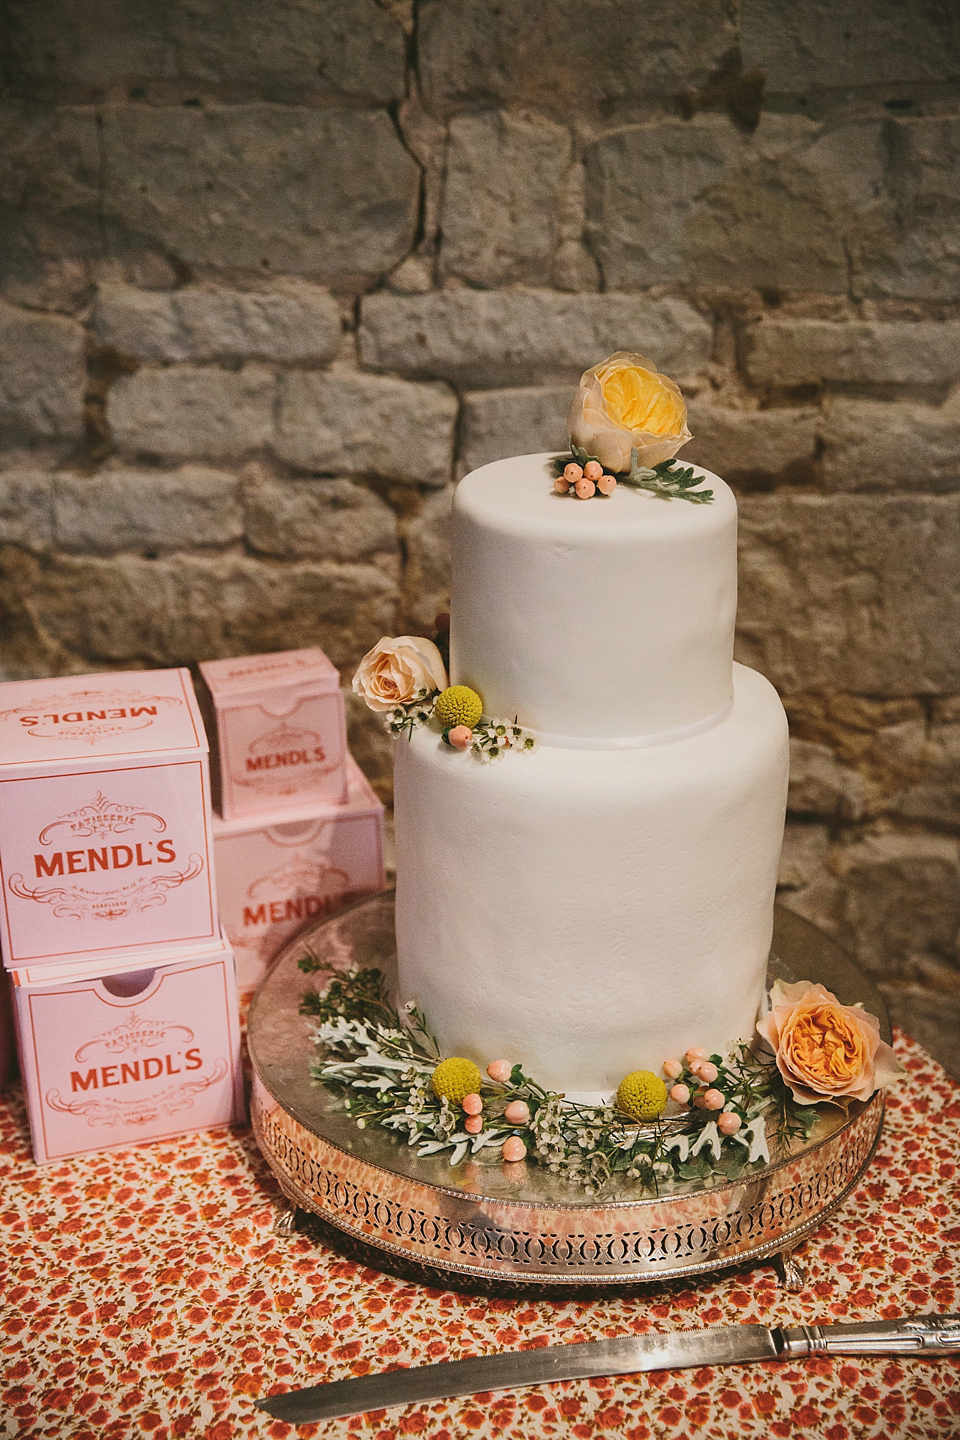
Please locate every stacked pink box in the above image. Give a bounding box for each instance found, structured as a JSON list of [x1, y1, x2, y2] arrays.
[[197, 647, 349, 820], [0, 669, 243, 1162], [199, 649, 385, 998]]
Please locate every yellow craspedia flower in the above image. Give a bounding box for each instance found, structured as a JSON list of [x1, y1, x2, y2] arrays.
[[431, 1057, 483, 1103], [434, 685, 483, 729], [615, 1069, 668, 1122]]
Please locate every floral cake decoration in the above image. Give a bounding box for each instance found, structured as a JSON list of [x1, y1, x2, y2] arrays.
[[554, 351, 713, 504], [352, 617, 537, 761], [301, 961, 904, 1195], [757, 979, 903, 1105]]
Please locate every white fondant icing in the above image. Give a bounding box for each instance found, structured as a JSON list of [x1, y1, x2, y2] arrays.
[[394, 664, 789, 1095], [529, 695, 733, 751], [450, 453, 737, 739]]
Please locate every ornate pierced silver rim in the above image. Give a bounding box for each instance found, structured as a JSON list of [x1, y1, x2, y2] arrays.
[[247, 894, 888, 1285]]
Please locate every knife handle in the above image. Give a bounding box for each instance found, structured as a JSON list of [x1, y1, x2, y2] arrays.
[[779, 1314, 960, 1358]]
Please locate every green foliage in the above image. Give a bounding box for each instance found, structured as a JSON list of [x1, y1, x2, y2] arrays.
[[552, 446, 714, 504], [623, 450, 714, 503], [552, 443, 601, 476], [303, 965, 824, 1197], [298, 959, 395, 1029]]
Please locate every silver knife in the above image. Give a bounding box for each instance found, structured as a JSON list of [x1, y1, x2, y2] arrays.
[[256, 1313, 960, 1425]]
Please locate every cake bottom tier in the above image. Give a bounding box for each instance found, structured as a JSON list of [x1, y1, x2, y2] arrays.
[[394, 663, 789, 1096]]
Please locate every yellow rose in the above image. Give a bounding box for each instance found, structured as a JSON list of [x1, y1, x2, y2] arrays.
[[756, 980, 904, 1106], [352, 635, 448, 714], [568, 351, 692, 473]]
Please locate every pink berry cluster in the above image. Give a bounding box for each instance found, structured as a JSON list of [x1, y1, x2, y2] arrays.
[[662, 1048, 742, 1136], [555, 459, 618, 500], [458, 1058, 530, 1162]]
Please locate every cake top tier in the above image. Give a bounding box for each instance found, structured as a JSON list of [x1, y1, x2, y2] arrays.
[[456, 451, 730, 538], [450, 454, 738, 743]]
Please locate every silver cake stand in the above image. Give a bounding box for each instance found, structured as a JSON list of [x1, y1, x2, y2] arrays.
[[247, 894, 887, 1291]]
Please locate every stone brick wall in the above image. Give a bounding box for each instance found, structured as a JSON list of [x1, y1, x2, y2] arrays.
[[2, 0, 959, 1069]]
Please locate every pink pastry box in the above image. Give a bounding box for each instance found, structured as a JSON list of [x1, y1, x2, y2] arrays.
[[0, 971, 14, 1086], [11, 935, 244, 1164], [198, 647, 348, 821], [213, 757, 385, 997], [0, 670, 220, 970]]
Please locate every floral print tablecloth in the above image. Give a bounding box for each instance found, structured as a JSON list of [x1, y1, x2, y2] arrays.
[[2, 1029, 959, 1440]]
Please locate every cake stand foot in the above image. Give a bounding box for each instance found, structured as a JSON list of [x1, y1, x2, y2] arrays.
[[772, 1248, 806, 1292], [274, 1204, 300, 1238]]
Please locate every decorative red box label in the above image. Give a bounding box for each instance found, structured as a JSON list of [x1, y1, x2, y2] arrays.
[[218, 693, 347, 814], [199, 649, 348, 820], [212, 759, 384, 995], [0, 762, 217, 966], [0, 669, 205, 763], [0, 669, 218, 968], [12, 940, 244, 1164]]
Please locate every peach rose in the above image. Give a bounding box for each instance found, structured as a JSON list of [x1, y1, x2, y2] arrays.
[[756, 980, 903, 1106], [568, 351, 692, 474], [352, 635, 448, 713]]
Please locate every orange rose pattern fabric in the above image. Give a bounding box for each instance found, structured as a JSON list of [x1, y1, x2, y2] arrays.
[[2, 1030, 959, 1440]]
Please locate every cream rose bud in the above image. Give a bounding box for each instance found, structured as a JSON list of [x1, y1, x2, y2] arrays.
[[568, 350, 692, 474], [352, 635, 448, 713]]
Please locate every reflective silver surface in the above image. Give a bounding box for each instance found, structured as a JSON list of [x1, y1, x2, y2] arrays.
[[256, 1326, 780, 1424], [247, 894, 887, 1284], [257, 1314, 960, 1424], [779, 1314, 960, 1358]]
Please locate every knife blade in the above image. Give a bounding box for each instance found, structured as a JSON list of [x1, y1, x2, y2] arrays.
[[255, 1313, 960, 1425]]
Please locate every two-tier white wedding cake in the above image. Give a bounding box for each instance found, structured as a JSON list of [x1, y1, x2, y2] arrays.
[[353, 353, 789, 1102], [392, 451, 789, 1097]]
